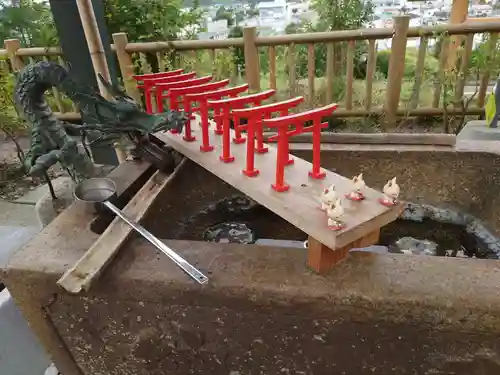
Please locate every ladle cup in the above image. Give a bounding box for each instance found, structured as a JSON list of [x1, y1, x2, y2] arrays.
[[74, 178, 208, 285]]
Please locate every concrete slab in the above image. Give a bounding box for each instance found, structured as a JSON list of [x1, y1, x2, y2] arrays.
[[14, 177, 70, 206], [254, 238, 306, 248], [0, 201, 39, 227], [0, 225, 40, 269], [0, 289, 51, 375], [457, 120, 500, 142]]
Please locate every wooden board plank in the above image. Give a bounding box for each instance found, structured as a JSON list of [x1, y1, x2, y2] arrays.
[[155, 127, 403, 251], [57, 159, 186, 294]]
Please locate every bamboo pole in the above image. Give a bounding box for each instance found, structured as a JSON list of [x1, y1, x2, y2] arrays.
[[76, 0, 112, 100], [76, 0, 124, 162]]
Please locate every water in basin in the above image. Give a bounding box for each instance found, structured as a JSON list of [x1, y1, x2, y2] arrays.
[[175, 195, 500, 259]]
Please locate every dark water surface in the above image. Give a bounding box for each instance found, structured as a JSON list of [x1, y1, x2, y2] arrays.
[[171, 195, 499, 259]]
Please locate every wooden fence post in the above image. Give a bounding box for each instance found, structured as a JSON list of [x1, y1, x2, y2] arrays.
[[4, 39, 25, 72], [384, 16, 410, 129], [243, 27, 260, 92], [113, 32, 141, 103], [447, 0, 469, 70]]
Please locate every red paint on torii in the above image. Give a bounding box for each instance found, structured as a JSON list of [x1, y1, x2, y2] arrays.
[[133, 69, 184, 114], [134, 70, 338, 193], [133, 69, 184, 82], [184, 84, 250, 151], [231, 97, 305, 178], [208, 90, 276, 163], [155, 75, 213, 112], [264, 103, 338, 191], [167, 80, 231, 140]]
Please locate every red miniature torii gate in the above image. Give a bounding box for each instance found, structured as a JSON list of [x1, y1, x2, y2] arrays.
[[133, 69, 184, 114], [166, 79, 230, 136], [134, 69, 335, 192], [133, 69, 183, 82], [155, 75, 213, 112], [264, 103, 338, 191], [184, 84, 250, 148], [231, 96, 304, 179], [167, 79, 230, 110], [208, 90, 276, 163]]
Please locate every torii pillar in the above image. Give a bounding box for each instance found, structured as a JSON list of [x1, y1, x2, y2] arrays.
[[447, 0, 469, 69]]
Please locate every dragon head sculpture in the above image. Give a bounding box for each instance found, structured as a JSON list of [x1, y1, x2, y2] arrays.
[[75, 73, 188, 145]]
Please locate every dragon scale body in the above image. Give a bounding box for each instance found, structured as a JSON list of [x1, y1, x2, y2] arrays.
[[15, 60, 187, 184], [15, 60, 97, 181]]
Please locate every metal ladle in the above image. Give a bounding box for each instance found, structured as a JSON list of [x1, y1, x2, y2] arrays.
[[74, 178, 208, 285]]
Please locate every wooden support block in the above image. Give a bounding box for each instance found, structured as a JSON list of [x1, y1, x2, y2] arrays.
[[307, 229, 380, 273]]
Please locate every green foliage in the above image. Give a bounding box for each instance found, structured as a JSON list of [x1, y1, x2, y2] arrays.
[[214, 6, 234, 27], [0, 60, 20, 125], [213, 50, 234, 80], [312, 0, 373, 32], [228, 26, 244, 74], [0, 58, 27, 164], [470, 35, 500, 74], [246, 6, 259, 18], [104, 0, 203, 42], [271, 0, 373, 85], [0, 0, 58, 47], [376, 48, 439, 79], [235, 11, 245, 25]]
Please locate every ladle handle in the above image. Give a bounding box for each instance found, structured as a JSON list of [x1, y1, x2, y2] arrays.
[[103, 201, 209, 285]]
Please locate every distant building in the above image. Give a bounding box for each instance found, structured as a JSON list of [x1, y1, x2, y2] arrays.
[[257, 0, 290, 33], [198, 19, 229, 40], [207, 19, 229, 33], [198, 31, 229, 40], [257, 0, 288, 20]]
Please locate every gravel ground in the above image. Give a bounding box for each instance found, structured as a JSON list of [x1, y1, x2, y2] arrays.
[[0, 137, 64, 201]]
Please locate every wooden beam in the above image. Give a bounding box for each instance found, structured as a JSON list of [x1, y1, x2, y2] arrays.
[[57, 159, 186, 294], [243, 27, 260, 91]]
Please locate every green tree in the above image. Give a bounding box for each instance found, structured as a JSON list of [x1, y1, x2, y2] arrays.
[[0, 0, 58, 46], [104, 0, 203, 73], [312, 0, 373, 31], [214, 6, 234, 27], [104, 0, 203, 42], [0, 58, 27, 164], [246, 6, 259, 18], [282, 0, 374, 81], [228, 26, 244, 74], [235, 10, 245, 25]]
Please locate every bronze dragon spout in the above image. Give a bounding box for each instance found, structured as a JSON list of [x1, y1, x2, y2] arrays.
[[14, 60, 187, 183]]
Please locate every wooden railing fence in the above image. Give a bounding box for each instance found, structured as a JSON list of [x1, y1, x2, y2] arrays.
[[1, 15, 500, 129]]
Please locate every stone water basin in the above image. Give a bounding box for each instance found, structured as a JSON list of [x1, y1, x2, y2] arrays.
[[7, 139, 500, 375]]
